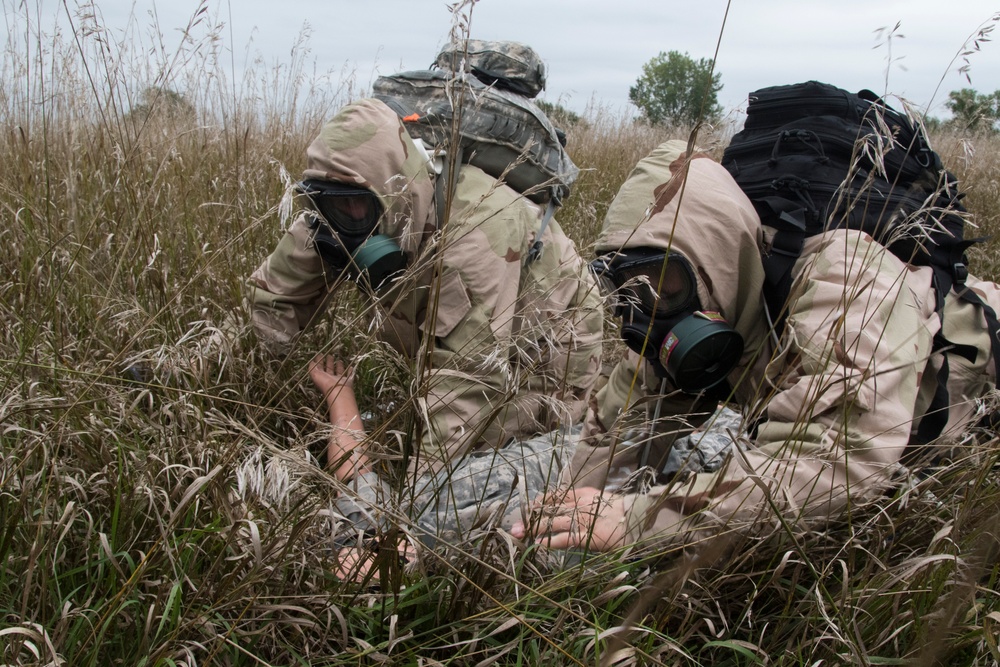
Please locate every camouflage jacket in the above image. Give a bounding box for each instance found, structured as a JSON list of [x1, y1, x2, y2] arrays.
[[568, 140, 1000, 548], [248, 99, 603, 473]]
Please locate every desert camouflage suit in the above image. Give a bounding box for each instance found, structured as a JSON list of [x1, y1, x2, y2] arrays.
[[247, 99, 602, 536], [568, 140, 1000, 547]]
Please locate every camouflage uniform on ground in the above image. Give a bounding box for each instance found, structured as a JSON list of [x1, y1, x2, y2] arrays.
[[568, 140, 1000, 547], [334, 427, 574, 548], [332, 409, 741, 547], [248, 99, 603, 477]]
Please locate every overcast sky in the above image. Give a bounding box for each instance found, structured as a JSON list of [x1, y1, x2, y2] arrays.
[[18, 0, 1000, 122]]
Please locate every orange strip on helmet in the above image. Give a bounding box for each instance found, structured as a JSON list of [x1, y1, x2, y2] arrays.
[[402, 113, 421, 122]]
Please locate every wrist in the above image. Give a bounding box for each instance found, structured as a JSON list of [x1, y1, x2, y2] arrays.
[[328, 394, 360, 417], [621, 493, 651, 545]]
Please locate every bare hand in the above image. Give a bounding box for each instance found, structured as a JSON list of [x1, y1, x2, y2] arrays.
[[511, 486, 630, 552], [309, 354, 354, 401], [335, 541, 416, 582]]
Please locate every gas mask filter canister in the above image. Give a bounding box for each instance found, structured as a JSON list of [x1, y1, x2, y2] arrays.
[[657, 310, 743, 392], [350, 234, 407, 291]]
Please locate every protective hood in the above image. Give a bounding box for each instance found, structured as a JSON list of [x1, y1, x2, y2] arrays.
[[302, 98, 437, 261], [596, 139, 769, 363]]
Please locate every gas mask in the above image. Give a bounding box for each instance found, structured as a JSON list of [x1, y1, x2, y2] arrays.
[[591, 248, 744, 393], [298, 179, 407, 291]]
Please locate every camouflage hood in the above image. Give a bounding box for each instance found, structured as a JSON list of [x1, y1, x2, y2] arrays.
[[596, 139, 768, 353], [302, 98, 437, 259]]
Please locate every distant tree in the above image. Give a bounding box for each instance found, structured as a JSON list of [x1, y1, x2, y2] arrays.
[[628, 51, 722, 127], [127, 86, 196, 126], [921, 115, 944, 133], [945, 88, 1000, 132], [535, 99, 583, 128]]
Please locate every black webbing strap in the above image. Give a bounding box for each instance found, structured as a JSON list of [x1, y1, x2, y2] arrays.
[[909, 266, 999, 453], [936, 241, 1000, 393], [912, 349, 951, 450], [760, 207, 808, 335], [910, 269, 955, 449], [956, 283, 1000, 387], [907, 331, 981, 460]]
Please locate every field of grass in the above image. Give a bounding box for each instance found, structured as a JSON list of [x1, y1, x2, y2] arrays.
[[2, 3, 1000, 665]]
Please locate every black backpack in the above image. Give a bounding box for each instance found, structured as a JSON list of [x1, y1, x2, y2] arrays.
[[722, 81, 972, 313], [721, 81, 1000, 444]]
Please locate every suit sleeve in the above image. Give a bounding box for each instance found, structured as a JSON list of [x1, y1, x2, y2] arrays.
[[414, 216, 528, 471], [246, 213, 333, 355], [413, 189, 603, 473], [526, 225, 604, 422]]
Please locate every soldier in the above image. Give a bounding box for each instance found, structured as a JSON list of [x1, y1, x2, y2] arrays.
[[248, 98, 603, 478], [513, 139, 1000, 551]]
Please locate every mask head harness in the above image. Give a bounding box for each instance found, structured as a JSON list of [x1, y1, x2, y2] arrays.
[[297, 179, 407, 291], [591, 247, 744, 393]]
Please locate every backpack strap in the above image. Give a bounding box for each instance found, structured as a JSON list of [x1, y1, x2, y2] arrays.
[[434, 147, 464, 228], [937, 236, 1000, 386], [525, 197, 557, 264], [910, 265, 1000, 451], [911, 330, 979, 451], [957, 283, 1000, 387], [758, 197, 809, 330], [911, 341, 952, 454]]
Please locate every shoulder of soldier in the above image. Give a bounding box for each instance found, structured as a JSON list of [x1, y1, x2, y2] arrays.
[[451, 164, 538, 222]]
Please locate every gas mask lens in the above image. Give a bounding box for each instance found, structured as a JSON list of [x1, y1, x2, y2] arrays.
[[592, 250, 697, 317], [297, 179, 382, 238]]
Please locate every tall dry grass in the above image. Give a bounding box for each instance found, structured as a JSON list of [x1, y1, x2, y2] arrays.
[[933, 129, 1000, 278], [2, 1, 999, 665]]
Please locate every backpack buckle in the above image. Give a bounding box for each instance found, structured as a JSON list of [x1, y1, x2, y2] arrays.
[[953, 262, 969, 285]]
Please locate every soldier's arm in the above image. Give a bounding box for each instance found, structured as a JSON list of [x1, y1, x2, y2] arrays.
[[408, 181, 550, 470], [246, 213, 333, 355], [532, 227, 604, 423], [411, 227, 523, 471], [411, 181, 601, 472], [308, 355, 372, 482]]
